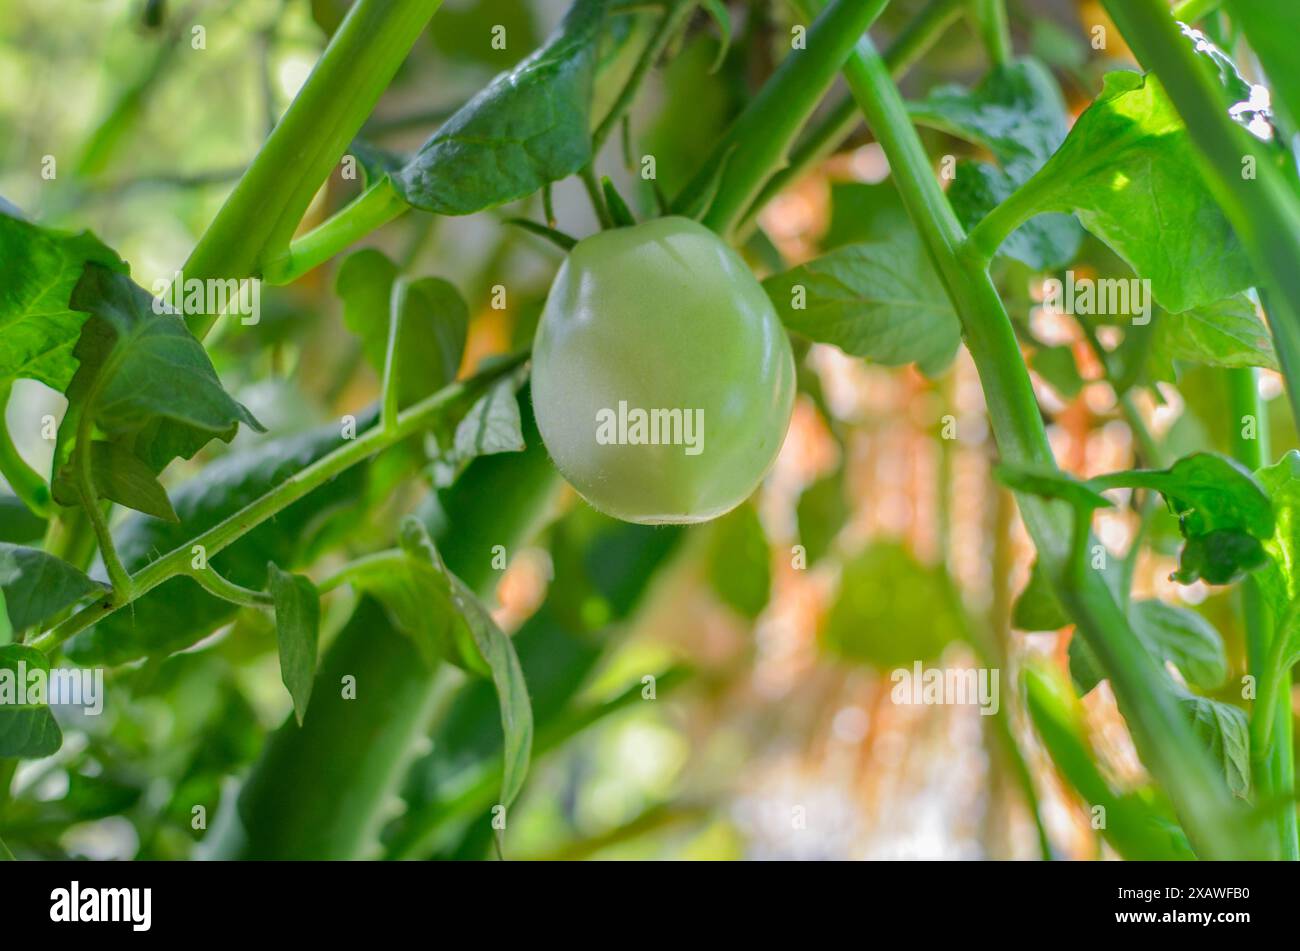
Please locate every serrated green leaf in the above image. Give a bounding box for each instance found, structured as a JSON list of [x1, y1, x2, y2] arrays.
[[1011, 71, 1254, 312], [0, 206, 128, 392], [910, 59, 1082, 269], [392, 0, 605, 215], [268, 563, 320, 726], [1140, 294, 1278, 384], [763, 237, 960, 377], [1178, 690, 1250, 798], [0, 542, 103, 632]]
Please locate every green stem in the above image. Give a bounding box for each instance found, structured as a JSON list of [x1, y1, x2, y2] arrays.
[[581, 165, 614, 228], [738, 0, 964, 236], [382, 278, 408, 432], [814, 11, 1262, 858], [262, 179, 409, 286], [1231, 369, 1297, 858], [73, 403, 130, 601], [29, 353, 527, 654], [1101, 0, 1300, 428], [970, 0, 1012, 67], [0, 385, 51, 519], [672, 0, 891, 238], [591, 0, 695, 152], [962, 173, 1048, 265], [186, 564, 273, 608], [180, 0, 441, 336]]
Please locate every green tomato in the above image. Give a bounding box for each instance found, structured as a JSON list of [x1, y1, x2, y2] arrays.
[[531, 216, 795, 524]]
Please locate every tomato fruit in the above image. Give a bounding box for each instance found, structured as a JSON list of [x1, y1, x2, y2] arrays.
[[531, 216, 795, 524]]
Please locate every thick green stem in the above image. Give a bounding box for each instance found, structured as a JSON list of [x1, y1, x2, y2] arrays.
[[970, 0, 1011, 67], [29, 354, 526, 655], [672, 0, 891, 237], [73, 393, 130, 601], [181, 0, 441, 337], [1101, 0, 1300, 428], [262, 179, 409, 286], [1230, 368, 1298, 859], [812, 10, 1263, 857], [738, 0, 964, 236]]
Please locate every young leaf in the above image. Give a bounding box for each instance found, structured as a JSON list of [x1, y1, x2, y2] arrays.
[[1003, 71, 1254, 312], [1178, 690, 1251, 798], [268, 563, 321, 726], [707, 501, 770, 619], [822, 542, 966, 668], [0, 644, 63, 759], [0, 206, 128, 392], [762, 236, 961, 377], [392, 0, 606, 215], [0, 542, 104, 632], [910, 58, 1082, 268], [1093, 452, 1273, 584], [336, 250, 468, 405]]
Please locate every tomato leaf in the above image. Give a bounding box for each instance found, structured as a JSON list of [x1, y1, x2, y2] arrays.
[[0, 542, 104, 633], [763, 236, 961, 377], [707, 501, 770, 619], [335, 250, 468, 406], [1129, 599, 1227, 690], [392, 0, 605, 215], [1010, 71, 1254, 312], [1178, 690, 1250, 798], [1093, 452, 1273, 584], [53, 440, 179, 522], [0, 205, 128, 392], [910, 58, 1082, 269], [52, 265, 263, 498], [268, 563, 320, 726], [1140, 294, 1278, 385], [1012, 558, 1070, 631], [432, 367, 528, 487], [1031, 344, 1084, 399], [0, 644, 63, 759]]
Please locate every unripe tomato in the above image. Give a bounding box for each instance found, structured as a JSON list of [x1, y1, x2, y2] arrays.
[[531, 216, 795, 524]]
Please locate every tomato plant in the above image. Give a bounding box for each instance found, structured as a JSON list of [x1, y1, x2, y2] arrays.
[[0, 0, 1299, 865]]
